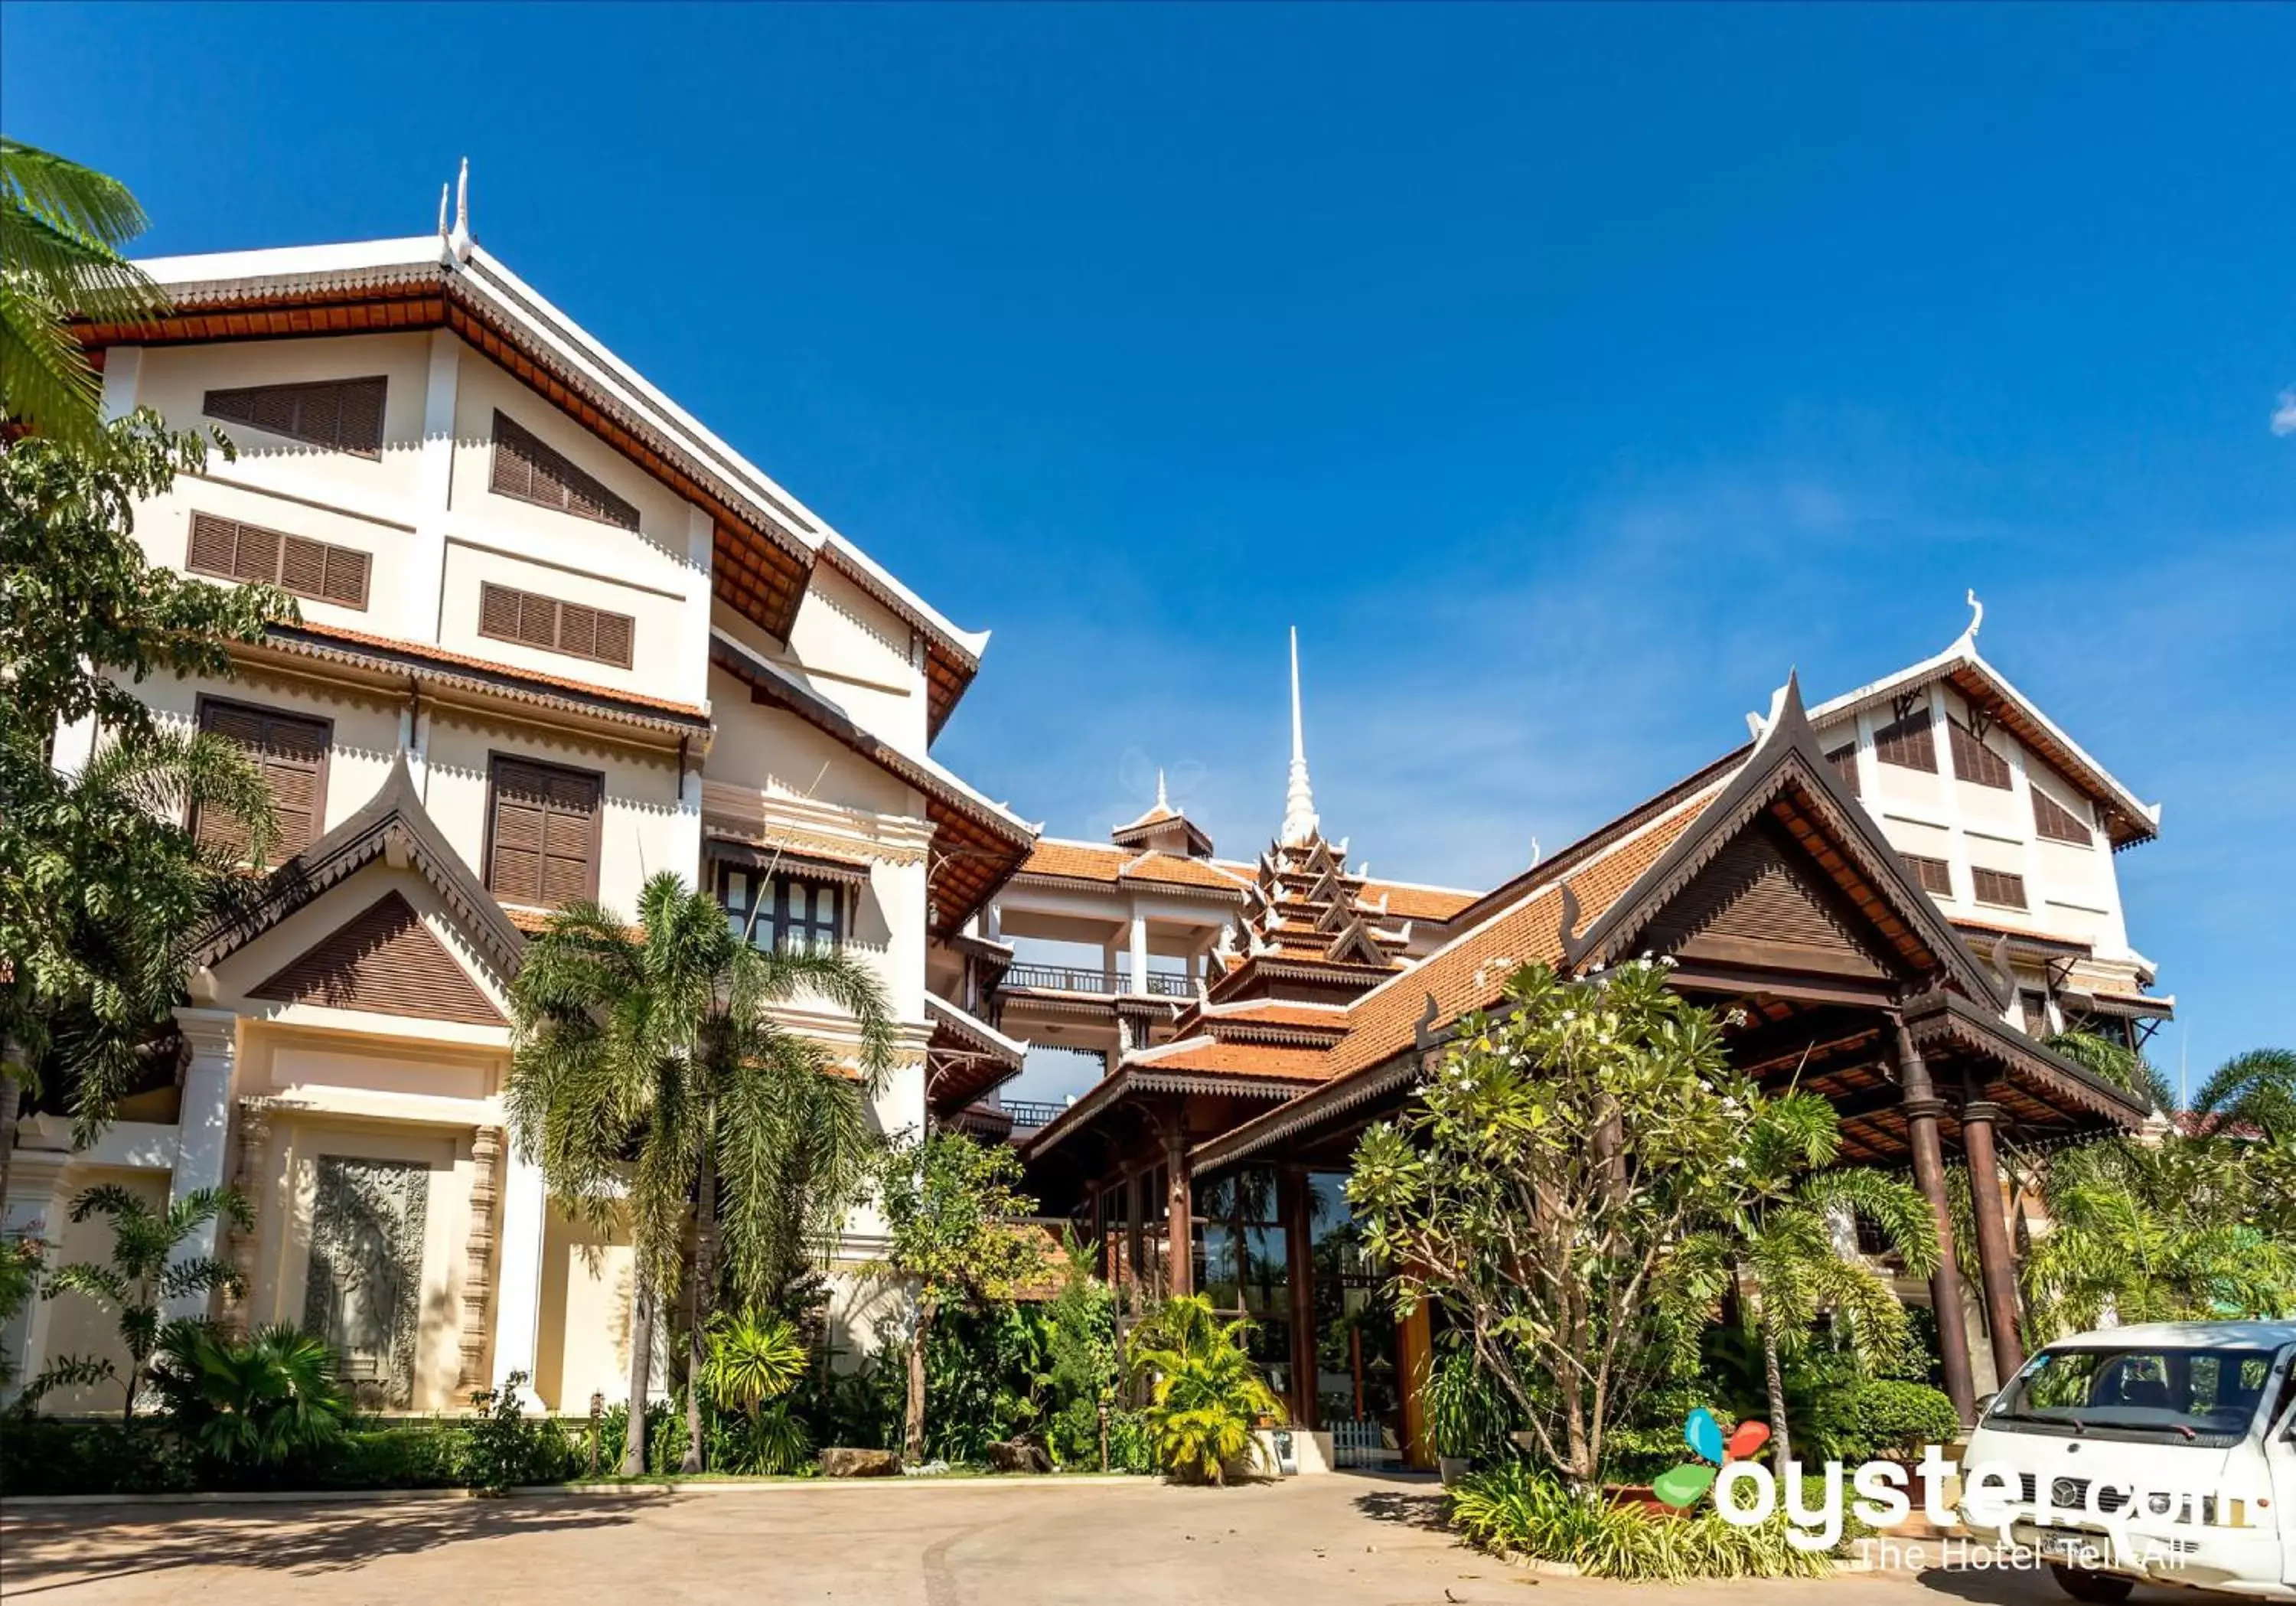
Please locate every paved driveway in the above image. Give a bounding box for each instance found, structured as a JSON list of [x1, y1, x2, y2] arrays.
[[0, 1472, 2199, 1605]]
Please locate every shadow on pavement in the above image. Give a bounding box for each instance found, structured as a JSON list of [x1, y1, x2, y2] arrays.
[[0, 1498, 643, 1598], [1349, 1485, 1452, 1533]]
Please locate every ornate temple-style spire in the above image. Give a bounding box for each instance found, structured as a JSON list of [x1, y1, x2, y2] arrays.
[[1281, 626, 1319, 846]]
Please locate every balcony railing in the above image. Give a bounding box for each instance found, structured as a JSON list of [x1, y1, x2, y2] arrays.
[[1001, 1098, 1069, 1131], [1000, 962, 1195, 998]]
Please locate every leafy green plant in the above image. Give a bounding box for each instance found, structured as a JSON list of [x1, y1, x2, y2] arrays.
[[1042, 1233, 1120, 1469], [1426, 1340, 1516, 1463], [25, 1183, 251, 1420], [1348, 959, 1751, 1484], [461, 1372, 575, 1493], [1801, 1378, 1962, 1466], [699, 1310, 812, 1474], [507, 871, 895, 1475], [0, 1234, 39, 1386], [148, 1321, 351, 1467], [880, 1132, 1049, 1461], [1450, 1461, 1835, 1580], [1127, 1294, 1286, 1485]]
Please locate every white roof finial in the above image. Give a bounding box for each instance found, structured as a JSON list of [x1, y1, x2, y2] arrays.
[[437, 182, 450, 243], [447, 158, 473, 264], [1281, 626, 1319, 845], [1961, 587, 1985, 649], [1155, 768, 1169, 813]]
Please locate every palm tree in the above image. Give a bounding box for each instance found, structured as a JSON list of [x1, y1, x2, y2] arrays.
[[1683, 1091, 1940, 1470], [506, 870, 893, 1476], [26, 1183, 251, 1422], [0, 139, 167, 446], [1127, 1294, 1287, 1485], [0, 722, 277, 1202]]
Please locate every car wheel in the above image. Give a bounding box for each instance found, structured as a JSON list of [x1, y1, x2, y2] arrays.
[[2048, 1563, 2135, 1603]]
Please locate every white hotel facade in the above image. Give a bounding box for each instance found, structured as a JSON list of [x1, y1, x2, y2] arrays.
[[2, 201, 2173, 1422]]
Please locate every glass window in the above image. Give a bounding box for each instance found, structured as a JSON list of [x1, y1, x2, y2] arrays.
[[718, 863, 844, 954], [1992, 1345, 2283, 1447]]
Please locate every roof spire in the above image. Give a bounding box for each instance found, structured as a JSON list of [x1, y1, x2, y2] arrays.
[[1958, 587, 1985, 651], [1281, 626, 1319, 845], [447, 158, 473, 264], [1155, 768, 1169, 812]]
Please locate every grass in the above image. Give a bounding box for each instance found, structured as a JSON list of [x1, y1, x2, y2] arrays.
[[1449, 1463, 1841, 1582]]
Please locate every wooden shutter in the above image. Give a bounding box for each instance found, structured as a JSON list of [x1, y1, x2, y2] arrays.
[[488, 412, 641, 530], [488, 757, 601, 909], [1949, 717, 2014, 789], [1873, 710, 1938, 773], [1971, 867, 2027, 909], [1900, 853, 1952, 897], [2032, 787, 2095, 846], [204, 377, 387, 457], [1824, 742, 1861, 798], [196, 700, 331, 857], [475, 581, 637, 668], [184, 512, 369, 611]]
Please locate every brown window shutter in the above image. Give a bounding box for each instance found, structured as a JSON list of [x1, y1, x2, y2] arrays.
[[187, 512, 240, 576], [196, 700, 331, 858], [204, 377, 387, 458], [488, 757, 601, 908], [475, 580, 638, 669], [2032, 788, 2094, 847], [488, 411, 641, 530], [1971, 867, 2027, 909], [1900, 853, 1952, 897], [1949, 717, 2014, 789], [232, 521, 281, 585], [279, 535, 329, 598], [320, 546, 370, 609], [1874, 710, 1938, 773], [1825, 742, 1861, 798]]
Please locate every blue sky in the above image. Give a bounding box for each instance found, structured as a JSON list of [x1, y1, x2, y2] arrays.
[[5, 4, 2290, 1089]]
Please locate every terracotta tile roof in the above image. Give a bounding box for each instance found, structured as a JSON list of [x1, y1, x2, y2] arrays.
[[1319, 782, 1727, 1081], [1016, 840, 1250, 894], [1119, 852, 1253, 893], [1360, 880, 1480, 922], [1199, 1003, 1352, 1031], [1131, 1040, 1332, 1082], [264, 621, 711, 723]]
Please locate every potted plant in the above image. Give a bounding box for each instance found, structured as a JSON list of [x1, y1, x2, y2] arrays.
[[1425, 1343, 1510, 1486]]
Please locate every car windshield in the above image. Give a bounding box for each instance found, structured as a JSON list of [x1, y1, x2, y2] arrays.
[[1988, 1345, 2284, 1446]]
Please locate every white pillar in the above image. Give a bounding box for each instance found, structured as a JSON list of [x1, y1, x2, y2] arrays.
[[165, 1008, 238, 1323], [1129, 910, 1149, 995], [2, 1151, 74, 1404], [681, 506, 716, 710], [491, 1146, 548, 1409], [403, 328, 461, 640]]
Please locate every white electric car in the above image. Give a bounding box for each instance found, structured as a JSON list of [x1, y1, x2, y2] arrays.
[[1960, 1322, 2296, 1602]]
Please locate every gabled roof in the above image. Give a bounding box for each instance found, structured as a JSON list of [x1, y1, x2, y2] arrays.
[[90, 235, 988, 734], [1809, 618, 2160, 848], [708, 628, 1035, 936], [195, 752, 525, 981]]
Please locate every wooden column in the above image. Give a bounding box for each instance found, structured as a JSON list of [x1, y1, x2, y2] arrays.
[[1163, 1118, 1192, 1299], [1398, 1302, 1434, 1470], [1282, 1168, 1319, 1430], [1895, 1021, 1977, 1424], [1960, 1095, 2026, 1384], [1124, 1168, 1145, 1307]]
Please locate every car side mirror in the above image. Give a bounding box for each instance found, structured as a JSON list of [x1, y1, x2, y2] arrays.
[[1975, 1392, 1998, 1418]]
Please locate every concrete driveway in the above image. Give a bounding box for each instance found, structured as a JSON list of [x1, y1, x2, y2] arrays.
[[0, 1472, 2200, 1605]]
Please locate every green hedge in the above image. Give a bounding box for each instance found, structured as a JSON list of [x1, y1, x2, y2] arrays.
[[1801, 1379, 1962, 1465], [0, 1415, 553, 1498]]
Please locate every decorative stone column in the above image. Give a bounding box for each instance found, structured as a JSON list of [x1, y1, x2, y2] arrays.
[[220, 1099, 273, 1337], [490, 1141, 548, 1409], [166, 1009, 239, 1324], [457, 1127, 504, 1395], [1894, 1020, 1977, 1423], [1959, 1095, 2027, 1383]]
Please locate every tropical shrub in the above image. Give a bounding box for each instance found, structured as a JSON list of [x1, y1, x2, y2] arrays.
[[1801, 1378, 1962, 1466], [698, 1311, 813, 1474], [1127, 1295, 1286, 1485], [461, 1373, 577, 1493], [1425, 1341, 1515, 1463], [1449, 1461, 1835, 1580], [1042, 1235, 1120, 1469], [148, 1321, 352, 1467]]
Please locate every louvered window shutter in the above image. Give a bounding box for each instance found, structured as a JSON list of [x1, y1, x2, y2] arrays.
[[1874, 710, 1939, 773], [1949, 718, 2014, 789], [488, 759, 600, 908], [184, 512, 370, 612], [204, 377, 387, 457], [1825, 742, 1861, 797], [2032, 788, 2094, 846], [488, 412, 641, 530], [1971, 867, 2027, 909], [196, 701, 330, 858], [475, 581, 638, 669]]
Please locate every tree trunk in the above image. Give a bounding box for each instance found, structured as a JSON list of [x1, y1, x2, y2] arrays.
[[904, 1298, 932, 1463], [1762, 1327, 1792, 1473], [681, 1142, 716, 1475], [624, 1277, 655, 1477]]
